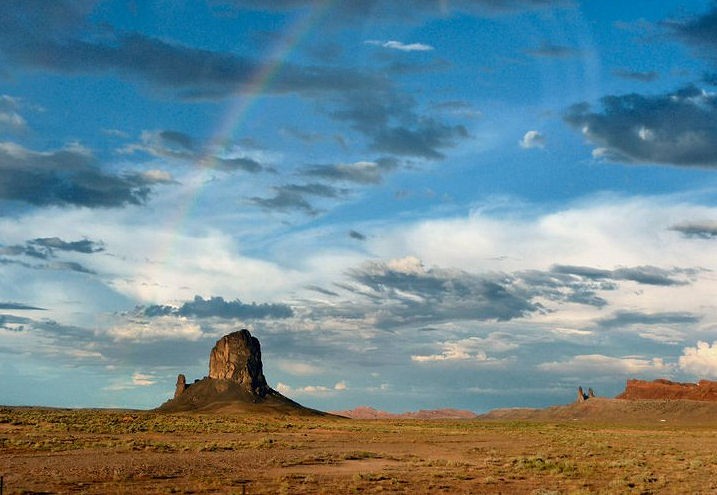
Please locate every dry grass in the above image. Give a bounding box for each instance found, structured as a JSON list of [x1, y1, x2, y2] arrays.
[[2, 406, 717, 493]]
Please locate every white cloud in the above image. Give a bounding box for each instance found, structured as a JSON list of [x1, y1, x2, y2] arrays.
[[132, 372, 156, 386], [107, 316, 203, 342], [276, 381, 348, 396], [412, 335, 517, 363], [365, 40, 434, 51], [538, 354, 671, 375], [519, 130, 545, 149], [0, 111, 26, 130], [679, 341, 717, 378], [276, 360, 323, 376]]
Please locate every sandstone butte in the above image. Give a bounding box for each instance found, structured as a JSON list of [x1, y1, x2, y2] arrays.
[[617, 378, 717, 401], [157, 329, 326, 415]]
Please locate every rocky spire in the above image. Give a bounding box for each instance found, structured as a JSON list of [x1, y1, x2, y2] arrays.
[[174, 374, 187, 399], [208, 329, 269, 397]]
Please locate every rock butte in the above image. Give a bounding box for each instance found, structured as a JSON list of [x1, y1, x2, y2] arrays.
[[158, 329, 326, 415]]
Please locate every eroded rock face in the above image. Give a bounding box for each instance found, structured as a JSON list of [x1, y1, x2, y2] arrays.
[[208, 329, 269, 396], [617, 378, 717, 401]]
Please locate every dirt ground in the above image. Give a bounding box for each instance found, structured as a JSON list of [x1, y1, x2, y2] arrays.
[[2, 406, 717, 494]]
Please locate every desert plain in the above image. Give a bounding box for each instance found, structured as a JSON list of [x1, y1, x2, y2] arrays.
[[3, 400, 717, 494]]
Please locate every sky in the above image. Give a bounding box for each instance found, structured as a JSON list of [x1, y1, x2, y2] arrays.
[[3, 0, 717, 413]]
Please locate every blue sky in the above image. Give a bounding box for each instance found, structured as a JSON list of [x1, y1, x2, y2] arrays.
[[3, 0, 717, 413]]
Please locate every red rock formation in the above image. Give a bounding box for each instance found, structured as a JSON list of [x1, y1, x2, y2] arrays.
[[617, 378, 717, 401]]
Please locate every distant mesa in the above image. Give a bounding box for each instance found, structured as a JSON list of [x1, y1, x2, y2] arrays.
[[158, 329, 327, 415], [616, 378, 717, 401]]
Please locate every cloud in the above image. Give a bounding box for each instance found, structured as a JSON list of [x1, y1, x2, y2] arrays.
[[249, 189, 318, 215], [338, 257, 539, 327], [219, 0, 570, 19], [0, 4, 467, 162], [107, 316, 203, 342], [0, 142, 170, 208], [679, 341, 717, 378], [301, 159, 398, 184], [665, 5, 717, 63], [519, 130, 545, 149], [275, 381, 348, 396], [1, 236, 104, 262], [0, 302, 45, 311], [411, 335, 516, 363], [552, 264, 694, 287], [122, 130, 266, 173], [349, 230, 366, 241], [564, 85, 717, 167], [131, 372, 156, 386], [142, 295, 293, 320], [0, 7, 381, 100], [596, 310, 701, 330], [670, 221, 717, 239], [612, 69, 659, 83], [29, 237, 104, 255], [277, 360, 323, 376], [365, 40, 434, 52], [371, 120, 469, 159], [538, 354, 670, 375], [526, 43, 579, 58]]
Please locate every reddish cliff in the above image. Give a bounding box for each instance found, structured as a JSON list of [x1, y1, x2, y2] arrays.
[[617, 379, 717, 401]]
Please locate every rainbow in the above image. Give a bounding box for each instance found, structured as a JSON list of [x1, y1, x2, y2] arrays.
[[149, 1, 338, 303]]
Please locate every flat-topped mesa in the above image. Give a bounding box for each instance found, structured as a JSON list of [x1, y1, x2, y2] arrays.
[[209, 329, 269, 397], [617, 378, 717, 401]]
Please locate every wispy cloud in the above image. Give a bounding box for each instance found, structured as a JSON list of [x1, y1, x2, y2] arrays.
[[365, 40, 435, 52]]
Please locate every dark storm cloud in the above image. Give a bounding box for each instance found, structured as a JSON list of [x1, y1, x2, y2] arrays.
[[670, 221, 717, 239], [596, 310, 701, 330], [142, 295, 293, 320], [564, 85, 717, 167], [0, 143, 169, 207], [612, 69, 659, 83], [526, 43, 579, 58]]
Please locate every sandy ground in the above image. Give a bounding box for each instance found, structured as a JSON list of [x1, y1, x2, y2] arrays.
[[3, 404, 717, 494]]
